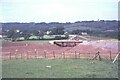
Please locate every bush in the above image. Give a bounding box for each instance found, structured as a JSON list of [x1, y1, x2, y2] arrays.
[[54, 36, 68, 40], [54, 36, 62, 40]]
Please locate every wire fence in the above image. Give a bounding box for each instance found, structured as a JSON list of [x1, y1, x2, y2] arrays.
[[2, 49, 118, 61]]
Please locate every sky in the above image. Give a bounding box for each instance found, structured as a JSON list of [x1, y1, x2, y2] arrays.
[[0, 0, 119, 23]]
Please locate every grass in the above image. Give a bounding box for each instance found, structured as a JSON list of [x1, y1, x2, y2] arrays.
[[22, 40, 49, 45], [29, 35, 66, 40], [2, 59, 118, 78], [43, 35, 55, 39]]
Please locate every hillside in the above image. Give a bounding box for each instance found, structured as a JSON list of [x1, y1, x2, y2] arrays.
[[1, 20, 118, 39], [2, 20, 118, 31]]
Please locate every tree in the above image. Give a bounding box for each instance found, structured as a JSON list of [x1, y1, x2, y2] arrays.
[[32, 30, 39, 39], [71, 29, 81, 35], [64, 32, 69, 38], [39, 30, 44, 39], [22, 30, 31, 40], [6, 29, 20, 41], [32, 30, 44, 40], [50, 27, 64, 35]]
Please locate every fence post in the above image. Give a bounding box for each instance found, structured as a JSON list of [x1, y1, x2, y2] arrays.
[[88, 52, 90, 57], [35, 49, 37, 59], [21, 52, 22, 59], [61, 52, 62, 58], [75, 51, 77, 59], [15, 49, 18, 59], [79, 51, 80, 58], [93, 51, 101, 61], [10, 52, 11, 60], [53, 51, 55, 59], [27, 51, 29, 59], [44, 51, 46, 58], [15, 53, 17, 59], [109, 50, 112, 61], [63, 52, 65, 59]]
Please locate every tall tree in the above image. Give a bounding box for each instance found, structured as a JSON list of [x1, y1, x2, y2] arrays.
[[32, 30, 44, 39], [39, 30, 44, 39], [22, 30, 31, 40], [6, 29, 20, 41], [51, 27, 64, 35]]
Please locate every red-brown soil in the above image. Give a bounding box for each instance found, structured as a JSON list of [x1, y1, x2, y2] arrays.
[[2, 41, 118, 59]]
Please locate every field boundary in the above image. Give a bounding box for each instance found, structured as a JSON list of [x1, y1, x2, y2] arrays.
[[2, 50, 118, 61]]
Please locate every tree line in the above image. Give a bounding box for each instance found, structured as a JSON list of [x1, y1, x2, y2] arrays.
[[2, 27, 69, 41], [2, 21, 118, 41]]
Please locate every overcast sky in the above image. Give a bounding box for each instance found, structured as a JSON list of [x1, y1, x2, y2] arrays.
[[0, 0, 119, 22]]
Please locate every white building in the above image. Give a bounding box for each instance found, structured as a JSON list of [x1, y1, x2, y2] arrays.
[[46, 31, 51, 35], [81, 32, 87, 36]]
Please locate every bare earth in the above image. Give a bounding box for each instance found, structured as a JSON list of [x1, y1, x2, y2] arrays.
[[2, 40, 118, 59]]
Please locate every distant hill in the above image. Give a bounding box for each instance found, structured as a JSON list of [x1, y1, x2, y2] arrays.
[[64, 21, 118, 32], [1, 20, 118, 39], [2, 20, 118, 33]]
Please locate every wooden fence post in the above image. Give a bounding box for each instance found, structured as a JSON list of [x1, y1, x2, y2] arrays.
[[15, 49, 18, 59], [88, 52, 90, 57], [15, 53, 17, 59], [44, 51, 46, 58], [61, 52, 62, 58], [27, 51, 29, 59], [21, 52, 22, 59], [79, 51, 80, 58], [10, 52, 11, 60], [63, 52, 65, 59], [35, 49, 37, 59], [53, 51, 55, 59], [93, 51, 101, 61], [109, 50, 112, 61], [75, 51, 77, 59]]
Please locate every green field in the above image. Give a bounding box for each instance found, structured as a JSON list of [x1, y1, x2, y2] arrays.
[[26, 35, 66, 40], [23, 40, 49, 44], [2, 59, 118, 78]]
